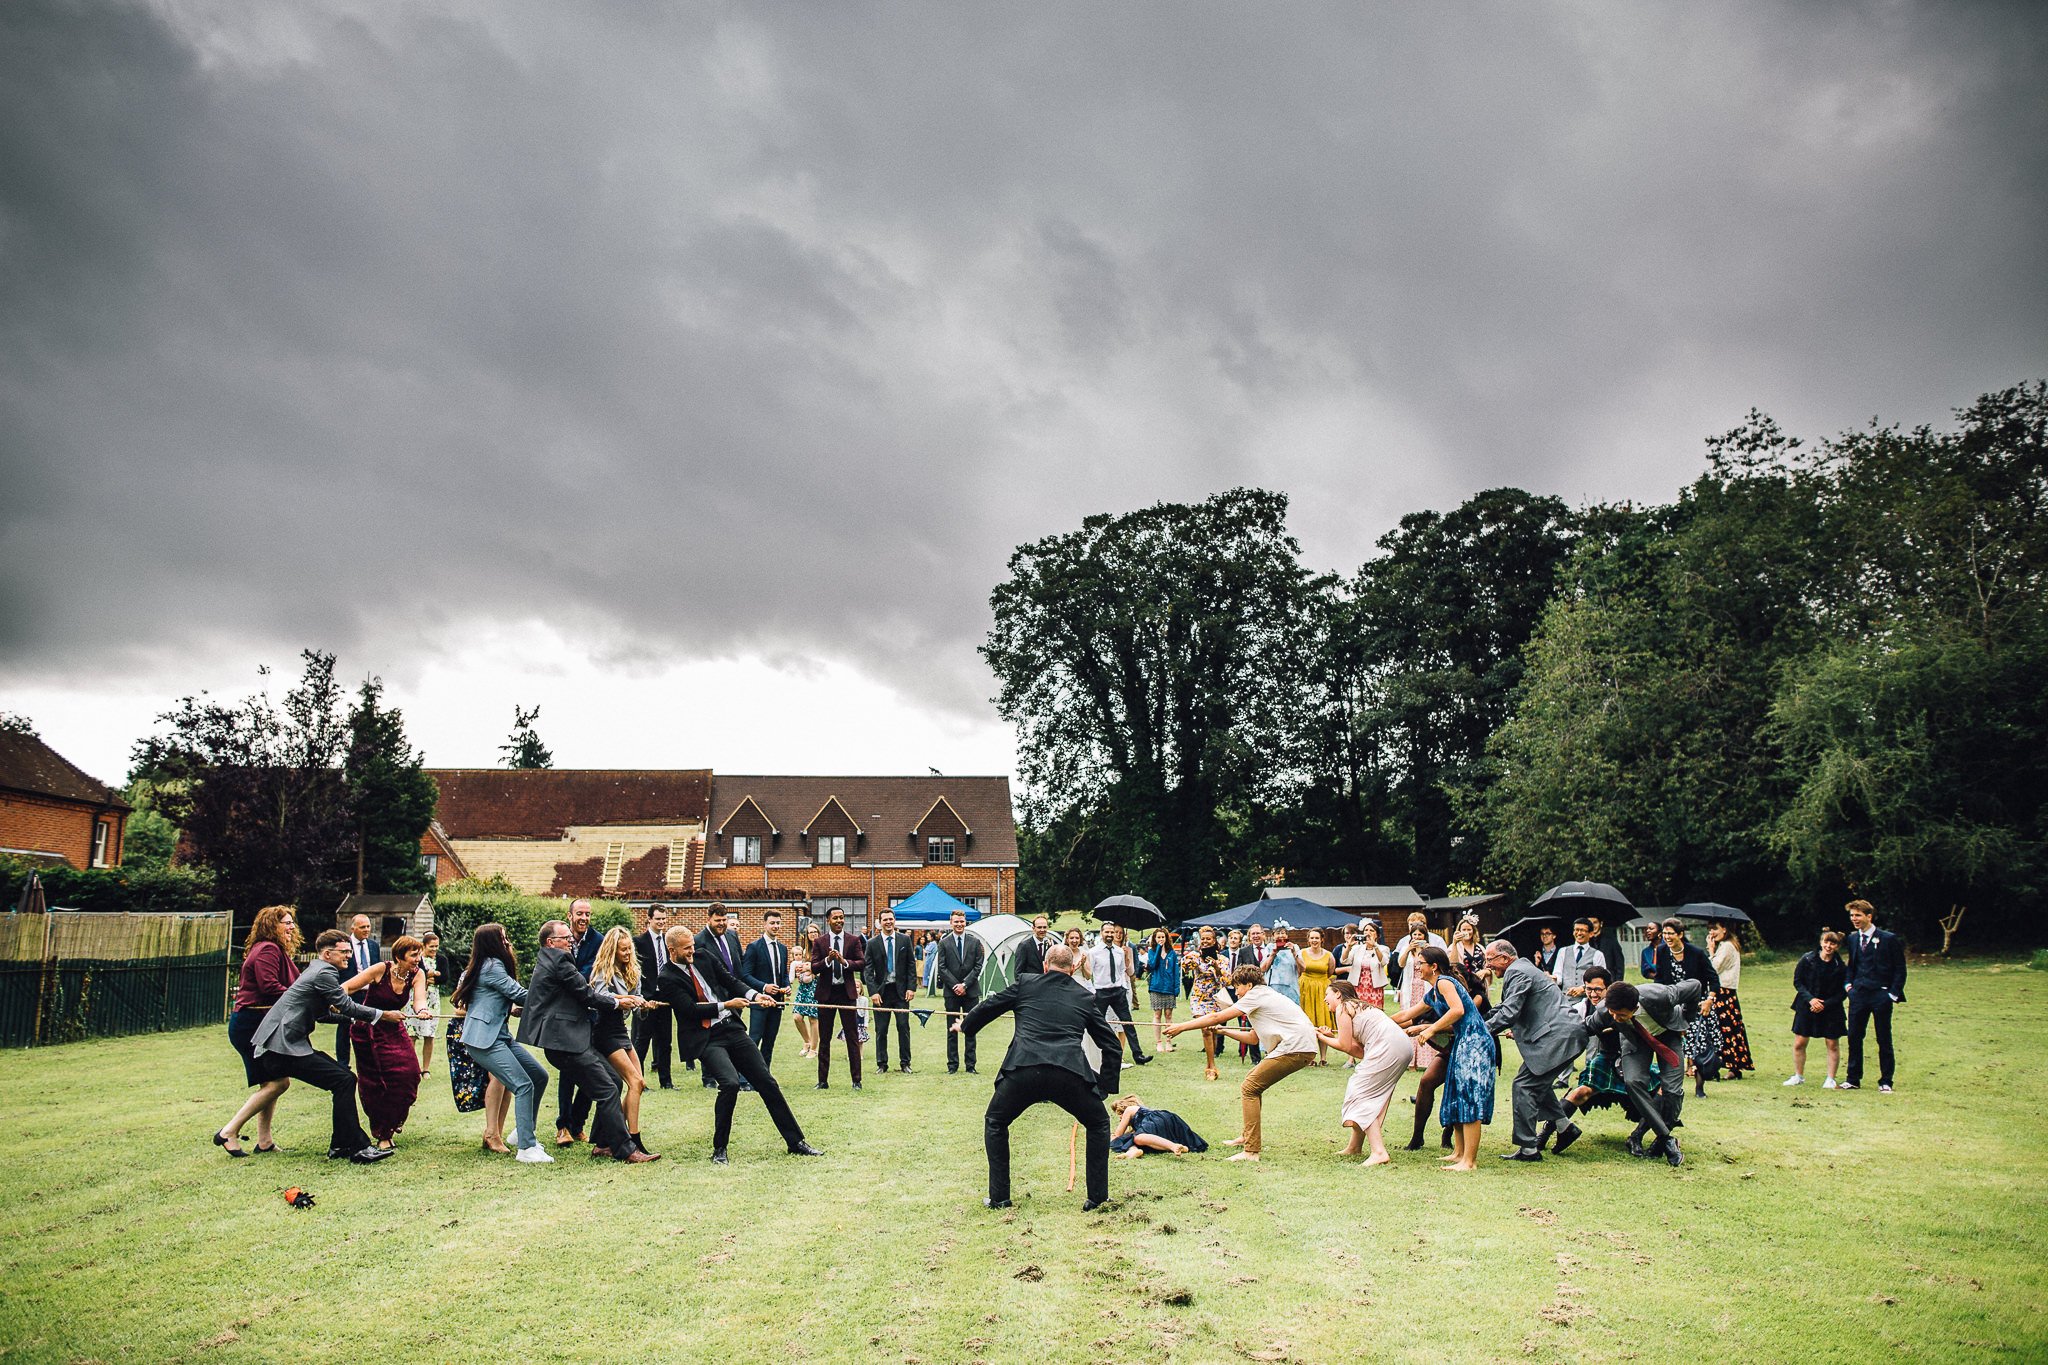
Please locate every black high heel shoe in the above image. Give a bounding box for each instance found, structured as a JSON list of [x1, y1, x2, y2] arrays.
[[212, 1130, 248, 1158], [252, 1141, 278, 1153]]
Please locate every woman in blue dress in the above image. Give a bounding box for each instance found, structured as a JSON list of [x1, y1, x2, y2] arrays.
[[1109, 1095, 1208, 1157], [1392, 944, 1493, 1172]]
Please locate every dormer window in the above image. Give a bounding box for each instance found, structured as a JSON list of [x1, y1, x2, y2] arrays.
[[926, 836, 956, 865], [817, 835, 847, 865], [732, 835, 763, 865]]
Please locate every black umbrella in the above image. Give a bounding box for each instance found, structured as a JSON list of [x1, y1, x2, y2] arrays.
[[1674, 902, 1753, 925], [1092, 894, 1166, 930], [1531, 881, 1635, 916], [1497, 914, 1569, 954]]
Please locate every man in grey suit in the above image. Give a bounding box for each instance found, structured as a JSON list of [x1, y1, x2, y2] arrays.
[[517, 920, 658, 1163], [1586, 978, 1706, 1167], [251, 928, 403, 1163], [1484, 940, 1588, 1161]]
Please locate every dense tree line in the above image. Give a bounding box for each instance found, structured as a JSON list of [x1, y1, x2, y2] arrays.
[[987, 383, 2046, 946]]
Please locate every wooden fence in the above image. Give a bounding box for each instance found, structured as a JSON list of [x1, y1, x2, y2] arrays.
[[0, 911, 232, 1047]]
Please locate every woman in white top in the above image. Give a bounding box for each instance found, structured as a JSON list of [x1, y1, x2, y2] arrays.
[[1164, 965, 1319, 1162], [1353, 922, 1391, 1010], [1706, 921, 1754, 1079], [1395, 913, 1447, 1068]]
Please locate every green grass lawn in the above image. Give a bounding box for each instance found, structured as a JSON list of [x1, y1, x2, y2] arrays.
[[1, 958, 2044, 1364]]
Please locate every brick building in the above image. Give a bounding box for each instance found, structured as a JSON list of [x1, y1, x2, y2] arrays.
[[417, 820, 471, 887], [0, 729, 130, 871], [422, 768, 1017, 941]]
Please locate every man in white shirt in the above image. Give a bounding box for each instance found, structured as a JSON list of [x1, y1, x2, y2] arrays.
[[334, 913, 382, 1068], [1163, 965, 1319, 1162], [1553, 918, 1608, 998], [1084, 924, 1152, 1065]]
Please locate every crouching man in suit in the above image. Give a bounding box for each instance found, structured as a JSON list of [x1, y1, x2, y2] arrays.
[[1483, 939, 1589, 1160], [1585, 978, 1705, 1167], [518, 920, 657, 1163], [655, 925, 822, 1165], [251, 928, 405, 1164], [962, 943, 1123, 1210]]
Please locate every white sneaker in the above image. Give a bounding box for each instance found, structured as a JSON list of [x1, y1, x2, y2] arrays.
[[516, 1145, 555, 1164], [1782, 1075, 1803, 1086], [1822, 1077, 1837, 1089]]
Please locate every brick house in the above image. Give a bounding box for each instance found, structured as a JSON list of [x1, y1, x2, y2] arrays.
[[697, 775, 1018, 939], [417, 820, 470, 887], [423, 768, 711, 898], [0, 729, 130, 871]]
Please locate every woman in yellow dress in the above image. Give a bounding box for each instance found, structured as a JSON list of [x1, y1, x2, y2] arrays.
[[1297, 929, 1337, 1065]]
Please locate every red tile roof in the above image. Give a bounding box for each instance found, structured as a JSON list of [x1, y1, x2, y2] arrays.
[[0, 730, 129, 809], [425, 769, 712, 840], [706, 776, 1017, 865]]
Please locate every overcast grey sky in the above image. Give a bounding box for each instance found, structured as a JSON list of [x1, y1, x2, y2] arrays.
[[4, 1, 2045, 784]]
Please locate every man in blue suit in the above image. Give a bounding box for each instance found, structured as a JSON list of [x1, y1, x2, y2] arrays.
[[696, 904, 760, 1087], [1841, 899, 1908, 1092], [742, 910, 794, 1066], [333, 912, 382, 1067]]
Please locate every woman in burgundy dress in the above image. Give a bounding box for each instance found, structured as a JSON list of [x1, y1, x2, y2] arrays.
[[346, 934, 429, 1148], [214, 904, 301, 1156]]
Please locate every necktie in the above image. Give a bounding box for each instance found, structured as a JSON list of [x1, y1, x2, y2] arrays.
[[887, 936, 896, 977], [832, 934, 843, 981], [718, 934, 733, 968], [688, 967, 715, 1028], [1631, 1018, 1680, 1069], [1108, 949, 1119, 986]]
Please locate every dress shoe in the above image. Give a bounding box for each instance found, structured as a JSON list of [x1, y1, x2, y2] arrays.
[[711, 1149, 730, 1165], [1133, 1054, 1153, 1065], [1499, 1148, 1542, 1162], [966, 1067, 977, 1074], [898, 1065, 912, 1074], [1626, 1135, 1649, 1160], [788, 1141, 824, 1157], [1081, 1198, 1109, 1212], [1664, 1138, 1683, 1167], [948, 1065, 959, 1074], [1533, 1121, 1557, 1152], [590, 1146, 614, 1159], [985, 1198, 1012, 1210], [1549, 1123, 1582, 1155], [623, 1150, 661, 1164], [851, 1082, 863, 1091], [1836, 1081, 1859, 1090], [349, 1146, 393, 1164], [815, 1082, 829, 1090]]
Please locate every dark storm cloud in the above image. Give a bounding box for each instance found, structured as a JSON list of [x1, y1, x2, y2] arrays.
[[3, 1, 2044, 713]]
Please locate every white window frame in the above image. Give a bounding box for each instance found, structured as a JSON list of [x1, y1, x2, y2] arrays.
[[816, 834, 847, 865], [926, 836, 956, 865], [731, 835, 763, 865]]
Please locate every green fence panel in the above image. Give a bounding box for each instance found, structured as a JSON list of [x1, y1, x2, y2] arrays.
[[0, 960, 44, 1048]]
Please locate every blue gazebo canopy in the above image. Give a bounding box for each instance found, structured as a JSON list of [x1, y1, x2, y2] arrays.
[[1182, 897, 1356, 930], [885, 882, 982, 924]]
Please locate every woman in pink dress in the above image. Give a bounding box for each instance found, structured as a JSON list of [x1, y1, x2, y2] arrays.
[[346, 934, 429, 1148], [1320, 980, 1410, 1166]]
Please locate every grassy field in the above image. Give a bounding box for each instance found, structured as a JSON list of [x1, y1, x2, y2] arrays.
[[1, 957, 2044, 1364]]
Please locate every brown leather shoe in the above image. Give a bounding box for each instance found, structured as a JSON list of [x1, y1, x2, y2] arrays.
[[624, 1150, 661, 1163], [590, 1145, 614, 1159]]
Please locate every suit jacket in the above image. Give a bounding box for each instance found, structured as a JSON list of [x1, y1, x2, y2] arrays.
[[1793, 951, 1848, 1012], [1591, 929, 1627, 982], [741, 935, 792, 996], [1586, 979, 1703, 1065], [963, 970, 1122, 1094], [1012, 935, 1054, 976], [515, 946, 623, 1053], [696, 928, 759, 992], [1844, 928, 1908, 1002], [1231, 945, 1262, 973], [458, 956, 528, 1050], [252, 959, 382, 1057], [1486, 957, 1586, 1073], [810, 928, 866, 1004], [937, 930, 987, 1002], [863, 930, 917, 995], [632, 930, 675, 991], [344, 934, 383, 1000], [653, 952, 759, 1062]]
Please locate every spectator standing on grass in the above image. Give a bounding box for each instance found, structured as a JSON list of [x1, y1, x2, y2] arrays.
[[939, 908, 988, 1075], [345, 933, 429, 1150], [1554, 919, 1607, 998], [1585, 913, 1626, 984], [632, 908, 676, 1089], [792, 931, 819, 1058], [1787, 929, 1849, 1088], [864, 908, 918, 1074], [1085, 923, 1152, 1065], [1654, 919, 1723, 1095], [1264, 929, 1303, 1005], [1297, 929, 1336, 1064], [1144, 927, 1181, 1053], [1706, 922, 1754, 1080], [335, 912, 381, 1068], [411, 931, 443, 1078], [810, 906, 866, 1090], [1842, 900, 1907, 1093], [744, 910, 794, 1068], [1353, 922, 1390, 1011], [216, 904, 301, 1156], [450, 921, 553, 1163], [1184, 927, 1230, 1083]]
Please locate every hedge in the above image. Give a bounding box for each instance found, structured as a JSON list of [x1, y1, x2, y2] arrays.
[[0, 854, 216, 918], [430, 878, 635, 958]]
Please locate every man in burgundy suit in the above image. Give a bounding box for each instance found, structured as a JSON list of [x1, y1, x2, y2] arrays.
[[810, 906, 866, 1090]]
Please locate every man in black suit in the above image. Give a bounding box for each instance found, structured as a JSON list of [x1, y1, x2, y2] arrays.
[[937, 908, 988, 1074], [809, 906, 866, 1090], [1842, 899, 1908, 1092], [1011, 915, 1056, 976], [1232, 926, 1265, 1063], [555, 898, 603, 1143], [334, 912, 382, 1067], [632, 907, 676, 1089], [863, 908, 918, 1073], [654, 926, 822, 1164], [964, 943, 1123, 1209], [1586, 914, 1627, 983], [519, 919, 657, 1163], [695, 904, 760, 1088], [741, 909, 794, 1067]]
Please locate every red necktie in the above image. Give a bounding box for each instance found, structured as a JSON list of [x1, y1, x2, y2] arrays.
[[688, 968, 714, 1029], [1631, 1019, 1680, 1069]]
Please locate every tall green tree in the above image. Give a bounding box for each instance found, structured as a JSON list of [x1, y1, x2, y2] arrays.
[[345, 679, 438, 897], [985, 488, 1313, 920], [1770, 383, 2048, 939], [499, 704, 553, 769]]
